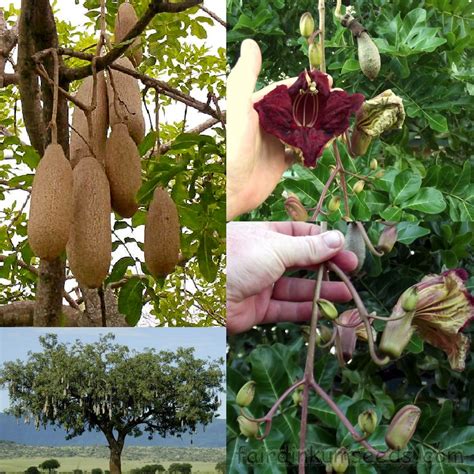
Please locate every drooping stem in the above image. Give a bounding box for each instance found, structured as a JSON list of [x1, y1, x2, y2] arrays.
[[50, 49, 59, 144], [333, 141, 350, 219], [318, 0, 326, 73], [298, 221, 326, 474], [328, 262, 390, 365], [310, 379, 388, 458], [311, 163, 339, 220], [355, 222, 384, 257]]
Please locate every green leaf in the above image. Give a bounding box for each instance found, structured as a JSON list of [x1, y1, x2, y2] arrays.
[[390, 170, 422, 204], [407, 333, 424, 353], [403, 188, 447, 214], [197, 232, 218, 282], [425, 112, 449, 133], [440, 427, 474, 455], [118, 277, 144, 326], [138, 131, 157, 156], [423, 400, 453, 444], [397, 223, 431, 244], [107, 257, 135, 284]]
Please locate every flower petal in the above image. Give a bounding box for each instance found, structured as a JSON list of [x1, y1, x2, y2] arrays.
[[321, 90, 365, 136]]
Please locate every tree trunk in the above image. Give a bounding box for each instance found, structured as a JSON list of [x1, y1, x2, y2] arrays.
[[109, 444, 123, 474]]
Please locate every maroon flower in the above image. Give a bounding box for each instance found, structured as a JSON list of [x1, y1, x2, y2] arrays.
[[254, 70, 365, 167]]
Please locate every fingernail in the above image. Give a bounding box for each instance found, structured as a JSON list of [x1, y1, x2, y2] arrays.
[[322, 230, 343, 249]]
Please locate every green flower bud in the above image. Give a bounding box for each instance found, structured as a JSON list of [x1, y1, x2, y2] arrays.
[[375, 170, 385, 178], [353, 180, 365, 194], [357, 32, 380, 81], [331, 448, 349, 473], [318, 325, 334, 344], [292, 386, 304, 406], [379, 310, 415, 359], [299, 12, 315, 38], [328, 195, 341, 212], [285, 194, 309, 221], [344, 223, 366, 274], [237, 415, 259, 438], [358, 409, 378, 435], [385, 405, 421, 450], [308, 42, 322, 69], [370, 158, 378, 170], [318, 299, 339, 320], [376, 225, 398, 254], [236, 381, 256, 407], [400, 287, 419, 312]]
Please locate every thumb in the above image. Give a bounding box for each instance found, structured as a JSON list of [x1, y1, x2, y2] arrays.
[[228, 39, 262, 100], [272, 230, 345, 269]]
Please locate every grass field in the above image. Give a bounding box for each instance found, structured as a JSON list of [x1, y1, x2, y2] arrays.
[[0, 457, 217, 473]]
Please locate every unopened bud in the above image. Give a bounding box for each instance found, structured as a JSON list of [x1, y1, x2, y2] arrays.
[[376, 225, 397, 253], [385, 405, 421, 450], [236, 381, 256, 407], [344, 223, 366, 273], [285, 195, 308, 221], [350, 127, 372, 156], [379, 308, 416, 359], [370, 158, 378, 170], [375, 170, 384, 178], [400, 287, 419, 312], [299, 12, 315, 38], [237, 416, 259, 438], [357, 32, 380, 81], [358, 409, 378, 435], [331, 448, 349, 473], [318, 299, 338, 320], [308, 42, 322, 69], [292, 386, 304, 406], [353, 180, 365, 194], [328, 196, 341, 212], [318, 325, 334, 344]]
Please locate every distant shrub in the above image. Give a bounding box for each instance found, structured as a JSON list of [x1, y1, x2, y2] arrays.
[[72, 470, 83, 474], [91, 469, 103, 474], [25, 468, 40, 474]]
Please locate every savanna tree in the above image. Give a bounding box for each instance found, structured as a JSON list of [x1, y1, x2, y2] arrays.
[[38, 459, 60, 473], [0, 0, 225, 327], [0, 333, 224, 474]]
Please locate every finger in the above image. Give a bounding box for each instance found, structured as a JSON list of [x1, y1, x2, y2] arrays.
[[272, 277, 353, 303], [298, 250, 358, 273], [263, 300, 313, 325], [272, 230, 345, 268], [266, 221, 321, 237], [228, 39, 262, 101]]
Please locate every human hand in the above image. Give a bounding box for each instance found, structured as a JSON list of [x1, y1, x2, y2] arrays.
[[227, 222, 358, 334]]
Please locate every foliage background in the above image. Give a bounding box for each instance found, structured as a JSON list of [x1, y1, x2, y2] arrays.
[[227, 221, 474, 473], [227, 0, 473, 222], [0, 0, 226, 326]]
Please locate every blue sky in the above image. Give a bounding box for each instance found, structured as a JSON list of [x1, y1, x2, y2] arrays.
[[0, 327, 226, 417]]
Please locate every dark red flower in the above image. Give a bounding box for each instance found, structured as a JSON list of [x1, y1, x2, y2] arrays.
[[254, 70, 365, 167]]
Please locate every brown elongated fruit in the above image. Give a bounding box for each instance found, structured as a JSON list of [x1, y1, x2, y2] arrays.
[[107, 56, 145, 145], [114, 1, 143, 67], [70, 72, 108, 168], [67, 157, 111, 288], [357, 32, 381, 81], [144, 187, 180, 278], [105, 123, 141, 218], [28, 144, 73, 260]]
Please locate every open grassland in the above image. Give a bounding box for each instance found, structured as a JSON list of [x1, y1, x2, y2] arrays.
[[0, 443, 224, 473]]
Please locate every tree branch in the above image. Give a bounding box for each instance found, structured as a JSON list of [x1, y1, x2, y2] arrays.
[[199, 5, 227, 27], [62, 0, 203, 82]]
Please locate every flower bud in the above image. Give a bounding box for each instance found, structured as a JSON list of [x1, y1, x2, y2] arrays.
[[344, 223, 366, 273], [308, 42, 322, 69], [318, 299, 338, 320], [370, 158, 378, 170], [350, 127, 372, 156], [299, 12, 315, 38], [358, 409, 378, 435], [285, 194, 308, 221], [376, 225, 397, 253], [331, 448, 349, 473], [292, 386, 304, 406], [237, 416, 259, 438], [236, 381, 256, 407], [328, 196, 341, 212], [379, 310, 416, 359], [385, 405, 421, 450], [375, 170, 384, 178], [400, 287, 419, 312], [357, 32, 380, 81], [353, 180, 365, 194], [318, 325, 334, 344]]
